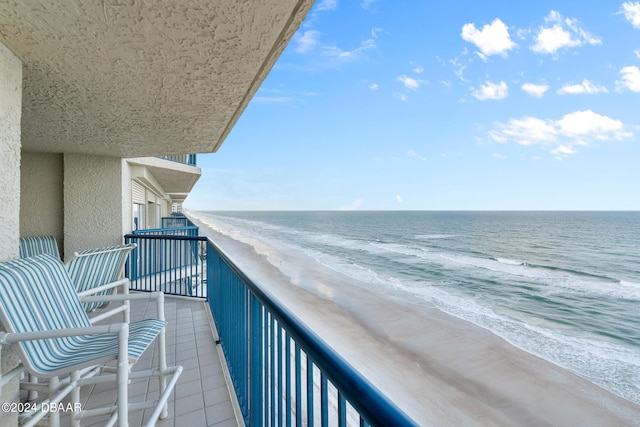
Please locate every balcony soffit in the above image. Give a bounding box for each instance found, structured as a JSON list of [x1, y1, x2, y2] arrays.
[[129, 158, 201, 195], [0, 0, 314, 158]]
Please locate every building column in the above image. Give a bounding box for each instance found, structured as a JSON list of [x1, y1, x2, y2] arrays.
[[63, 154, 126, 258], [0, 41, 23, 427]]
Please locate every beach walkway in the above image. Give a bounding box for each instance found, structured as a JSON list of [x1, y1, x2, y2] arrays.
[[72, 295, 240, 426]]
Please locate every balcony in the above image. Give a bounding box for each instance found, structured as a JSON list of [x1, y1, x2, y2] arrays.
[[120, 216, 416, 426]]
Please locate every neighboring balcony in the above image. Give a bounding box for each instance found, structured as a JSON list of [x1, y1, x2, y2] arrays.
[[128, 156, 202, 206], [157, 155, 197, 167]]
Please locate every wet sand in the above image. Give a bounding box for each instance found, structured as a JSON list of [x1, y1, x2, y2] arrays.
[[188, 212, 640, 426]]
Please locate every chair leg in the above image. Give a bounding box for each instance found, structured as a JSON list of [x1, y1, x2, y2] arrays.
[[117, 325, 129, 427], [156, 293, 169, 419], [48, 376, 60, 427], [158, 330, 169, 419], [26, 373, 38, 401], [71, 370, 81, 427], [123, 284, 130, 324]]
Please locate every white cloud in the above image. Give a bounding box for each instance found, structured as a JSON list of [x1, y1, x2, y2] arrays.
[[492, 153, 507, 160], [472, 81, 508, 100], [369, 83, 379, 90], [532, 25, 579, 54], [316, 0, 337, 11], [339, 199, 364, 210], [413, 65, 424, 74], [396, 194, 403, 203], [295, 30, 320, 53], [556, 110, 629, 140], [252, 88, 317, 105], [252, 96, 295, 104], [451, 58, 468, 82], [617, 65, 640, 91], [397, 75, 420, 90], [531, 11, 601, 55], [490, 116, 557, 146], [362, 0, 380, 10], [407, 150, 426, 160], [323, 38, 376, 60], [461, 18, 516, 58], [489, 110, 632, 158], [521, 83, 549, 98], [396, 93, 408, 102], [635, 49, 640, 58], [557, 79, 608, 95], [621, 2, 640, 28]]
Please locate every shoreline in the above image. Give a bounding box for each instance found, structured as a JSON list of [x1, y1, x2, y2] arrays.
[[188, 212, 640, 426]]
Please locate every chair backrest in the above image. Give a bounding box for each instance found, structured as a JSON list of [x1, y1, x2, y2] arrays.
[[0, 254, 92, 374], [65, 243, 136, 312], [19, 236, 60, 259]]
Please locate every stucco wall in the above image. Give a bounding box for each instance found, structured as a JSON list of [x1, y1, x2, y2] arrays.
[[20, 152, 64, 256], [0, 41, 22, 427], [63, 154, 124, 257], [0, 44, 21, 262]]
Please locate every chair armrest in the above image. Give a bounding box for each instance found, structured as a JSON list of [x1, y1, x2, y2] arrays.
[[76, 278, 129, 298], [0, 323, 127, 344], [82, 291, 166, 322], [81, 291, 163, 304]]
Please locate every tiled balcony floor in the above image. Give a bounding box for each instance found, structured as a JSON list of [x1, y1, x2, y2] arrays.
[[65, 295, 240, 426]]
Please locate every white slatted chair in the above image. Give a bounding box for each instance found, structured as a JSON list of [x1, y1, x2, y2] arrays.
[[17, 236, 62, 401], [65, 244, 136, 322], [0, 254, 182, 427], [19, 236, 60, 259]]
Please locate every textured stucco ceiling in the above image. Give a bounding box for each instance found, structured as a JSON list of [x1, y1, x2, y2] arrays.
[[0, 0, 314, 158]]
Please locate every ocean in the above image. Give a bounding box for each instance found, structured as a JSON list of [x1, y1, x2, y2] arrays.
[[193, 210, 640, 406]]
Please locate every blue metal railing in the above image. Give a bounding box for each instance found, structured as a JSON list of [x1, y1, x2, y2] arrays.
[[161, 216, 196, 229], [124, 234, 206, 298], [124, 223, 417, 426], [133, 225, 199, 237], [206, 239, 417, 427], [156, 154, 197, 166]]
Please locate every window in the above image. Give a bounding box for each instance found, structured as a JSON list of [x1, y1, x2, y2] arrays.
[[133, 203, 145, 230]]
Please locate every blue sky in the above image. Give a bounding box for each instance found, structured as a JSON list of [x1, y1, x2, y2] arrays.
[[185, 0, 640, 211]]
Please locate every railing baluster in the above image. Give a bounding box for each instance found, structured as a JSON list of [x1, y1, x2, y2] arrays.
[[250, 296, 263, 427], [307, 357, 314, 427], [295, 344, 301, 427], [277, 323, 283, 427], [270, 315, 276, 427], [321, 373, 328, 427], [263, 308, 269, 427], [286, 333, 291, 427], [338, 391, 346, 427]]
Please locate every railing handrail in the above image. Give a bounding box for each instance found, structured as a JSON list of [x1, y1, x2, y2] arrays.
[[124, 233, 206, 241], [131, 226, 199, 235], [206, 237, 417, 427]]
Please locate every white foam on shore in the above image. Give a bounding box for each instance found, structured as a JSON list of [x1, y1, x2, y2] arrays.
[[495, 257, 526, 266], [415, 234, 456, 239]]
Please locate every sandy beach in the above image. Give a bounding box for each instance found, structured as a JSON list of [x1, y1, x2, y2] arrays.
[[188, 212, 640, 426]]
